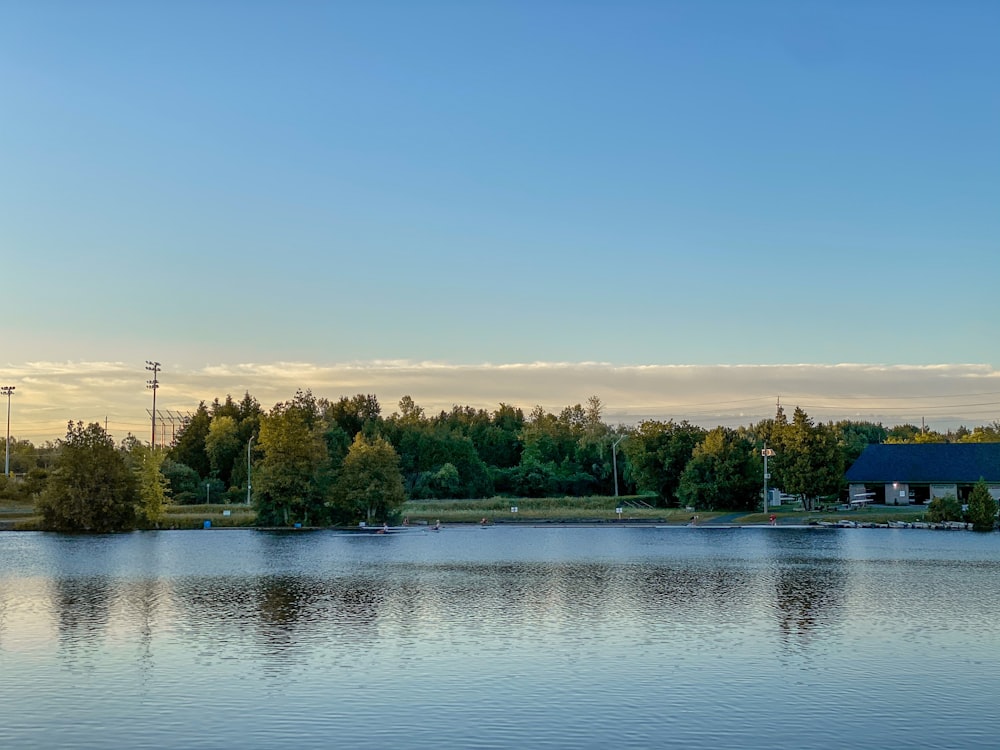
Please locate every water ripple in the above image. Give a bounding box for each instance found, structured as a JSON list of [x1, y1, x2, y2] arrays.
[[2, 527, 1000, 749]]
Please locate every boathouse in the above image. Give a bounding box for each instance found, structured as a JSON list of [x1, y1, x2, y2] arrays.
[[845, 443, 1000, 505]]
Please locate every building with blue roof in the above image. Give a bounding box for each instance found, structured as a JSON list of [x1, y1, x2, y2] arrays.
[[844, 443, 1000, 505]]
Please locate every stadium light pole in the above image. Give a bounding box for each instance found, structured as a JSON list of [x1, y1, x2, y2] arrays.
[[1, 386, 14, 476], [146, 361, 160, 446]]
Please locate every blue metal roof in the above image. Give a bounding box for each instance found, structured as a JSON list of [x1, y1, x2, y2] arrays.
[[845, 443, 1000, 483]]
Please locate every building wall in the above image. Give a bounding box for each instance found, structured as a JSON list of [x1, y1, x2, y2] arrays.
[[849, 484, 868, 502], [930, 484, 958, 500], [885, 482, 910, 506]]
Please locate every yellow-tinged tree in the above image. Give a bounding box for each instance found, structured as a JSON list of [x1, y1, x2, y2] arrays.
[[332, 434, 406, 524], [254, 392, 331, 526], [132, 443, 170, 527]]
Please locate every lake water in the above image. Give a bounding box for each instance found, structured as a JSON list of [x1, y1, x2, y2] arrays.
[[1, 526, 999, 749]]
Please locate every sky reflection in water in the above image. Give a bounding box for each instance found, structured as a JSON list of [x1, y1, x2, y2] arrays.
[[1, 527, 999, 749]]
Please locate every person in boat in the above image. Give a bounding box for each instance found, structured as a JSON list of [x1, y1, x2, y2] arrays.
[[433, 519, 441, 531], [379, 522, 389, 534]]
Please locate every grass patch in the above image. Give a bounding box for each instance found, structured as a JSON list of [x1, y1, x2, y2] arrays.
[[0, 500, 40, 529], [3, 495, 935, 531], [161, 504, 257, 529], [753, 505, 929, 526], [401, 495, 699, 524]]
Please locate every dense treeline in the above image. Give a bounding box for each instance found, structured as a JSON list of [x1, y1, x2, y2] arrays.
[[3, 390, 999, 531]]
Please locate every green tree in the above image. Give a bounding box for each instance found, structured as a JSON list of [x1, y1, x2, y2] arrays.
[[958, 422, 1000, 443], [623, 420, 706, 506], [169, 402, 212, 477], [228, 392, 262, 492], [331, 434, 406, 524], [776, 408, 843, 511], [37, 422, 138, 532], [884, 424, 927, 443], [676, 427, 758, 511], [430, 403, 523, 471], [479, 403, 524, 468], [254, 396, 331, 526], [926, 494, 963, 523], [327, 393, 382, 439], [0, 438, 49, 501], [966, 479, 998, 532], [499, 458, 559, 497], [397, 425, 492, 498], [205, 415, 242, 487], [429, 462, 462, 498], [833, 420, 889, 466], [517, 403, 605, 496], [521, 406, 577, 469], [161, 458, 201, 503]]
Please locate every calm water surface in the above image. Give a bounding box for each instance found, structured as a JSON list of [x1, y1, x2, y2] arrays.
[[2, 526, 999, 749]]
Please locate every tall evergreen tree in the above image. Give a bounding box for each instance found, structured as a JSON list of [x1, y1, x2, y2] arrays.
[[967, 479, 998, 532]]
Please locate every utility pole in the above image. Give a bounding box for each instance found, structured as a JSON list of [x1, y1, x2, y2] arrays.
[[1, 386, 14, 476], [145, 361, 160, 446]]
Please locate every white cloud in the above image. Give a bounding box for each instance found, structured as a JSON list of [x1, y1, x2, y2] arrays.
[[1, 361, 998, 443]]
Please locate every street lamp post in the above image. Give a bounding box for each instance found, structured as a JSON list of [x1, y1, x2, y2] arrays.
[[612, 435, 625, 497], [762, 443, 775, 514], [145, 361, 160, 446], [1, 386, 14, 476], [246, 435, 254, 505]]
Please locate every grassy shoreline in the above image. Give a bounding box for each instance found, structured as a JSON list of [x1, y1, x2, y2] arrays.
[[2, 495, 935, 531]]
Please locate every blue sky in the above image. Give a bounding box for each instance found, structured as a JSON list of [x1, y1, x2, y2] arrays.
[[2, 1, 999, 440]]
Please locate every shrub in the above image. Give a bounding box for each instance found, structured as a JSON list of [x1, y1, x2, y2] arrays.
[[927, 494, 962, 523]]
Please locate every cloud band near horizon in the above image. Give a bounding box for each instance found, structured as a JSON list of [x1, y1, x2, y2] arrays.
[[2, 360, 999, 443]]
